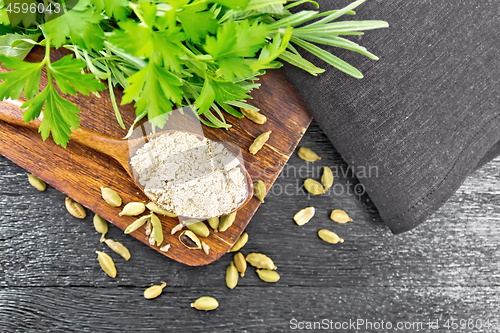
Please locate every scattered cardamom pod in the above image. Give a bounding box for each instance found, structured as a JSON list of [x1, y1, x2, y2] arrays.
[[228, 232, 248, 252], [65, 197, 86, 219], [191, 296, 219, 311], [150, 213, 163, 246], [293, 207, 315, 226], [93, 214, 108, 240], [226, 262, 239, 289], [119, 202, 146, 216], [171, 223, 183, 235], [253, 180, 266, 203], [241, 107, 267, 124], [318, 229, 344, 244], [201, 241, 210, 255], [145, 219, 152, 236], [304, 178, 324, 195], [96, 251, 116, 278], [124, 214, 152, 234], [246, 253, 277, 270], [144, 281, 166, 299], [321, 167, 334, 192], [186, 221, 210, 237], [249, 130, 272, 155], [100, 187, 122, 207], [256, 269, 280, 283], [219, 211, 237, 232], [179, 230, 201, 250], [103, 238, 131, 260], [330, 209, 353, 224], [297, 147, 321, 162], [234, 252, 247, 277], [207, 217, 219, 232], [27, 173, 46, 191], [148, 230, 156, 246], [159, 244, 171, 252], [146, 202, 177, 217]]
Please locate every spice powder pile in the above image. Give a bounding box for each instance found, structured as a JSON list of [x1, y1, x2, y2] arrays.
[[131, 131, 247, 218]]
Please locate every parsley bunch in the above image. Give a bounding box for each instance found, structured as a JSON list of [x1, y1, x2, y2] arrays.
[[0, 0, 387, 146]]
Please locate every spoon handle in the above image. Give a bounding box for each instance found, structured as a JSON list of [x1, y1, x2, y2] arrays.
[[0, 99, 130, 170]]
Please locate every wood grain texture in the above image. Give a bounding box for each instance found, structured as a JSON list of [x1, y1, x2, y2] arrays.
[[0, 47, 312, 266], [1, 122, 500, 332]]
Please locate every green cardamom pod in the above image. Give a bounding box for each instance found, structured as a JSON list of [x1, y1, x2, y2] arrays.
[[171, 223, 183, 235], [304, 178, 324, 195], [226, 262, 239, 289], [253, 180, 266, 203], [93, 214, 108, 239], [96, 251, 116, 278], [321, 167, 334, 192], [146, 202, 177, 217], [246, 253, 277, 270], [297, 147, 322, 162], [318, 229, 344, 244], [249, 130, 272, 155], [207, 217, 219, 231], [103, 238, 131, 261], [256, 269, 280, 283], [186, 221, 210, 237], [201, 241, 210, 255], [191, 296, 219, 311], [65, 197, 86, 219], [219, 211, 237, 232], [179, 230, 201, 250], [330, 209, 353, 224], [241, 107, 267, 125], [100, 187, 122, 207], [119, 202, 146, 216], [228, 232, 248, 252], [234, 252, 247, 277], [144, 281, 166, 299], [27, 173, 46, 191], [293, 207, 315, 226], [150, 213, 163, 246], [124, 215, 152, 234], [159, 244, 171, 252]]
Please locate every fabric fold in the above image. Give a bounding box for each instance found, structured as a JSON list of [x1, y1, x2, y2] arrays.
[[282, 0, 500, 233]]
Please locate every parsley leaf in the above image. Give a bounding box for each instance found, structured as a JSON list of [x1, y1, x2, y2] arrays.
[[204, 21, 267, 80], [0, 33, 40, 60], [91, 0, 129, 21], [108, 20, 154, 58], [0, 54, 42, 99], [49, 55, 106, 95], [194, 78, 215, 114], [22, 83, 81, 148], [0, 49, 104, 147], [178, 7, 218, 44], [43, 0, 104, 50], [204, 21, 238, 59], [217, 57, 252, 81], [121, 62, 183, 128], [233, 21, 269, 57]]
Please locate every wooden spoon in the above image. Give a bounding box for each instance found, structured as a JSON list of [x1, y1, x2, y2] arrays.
[[0, 100, 253, 221]]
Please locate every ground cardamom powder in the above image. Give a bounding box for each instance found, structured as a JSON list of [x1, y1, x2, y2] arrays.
[[131, 131, 247, 218]]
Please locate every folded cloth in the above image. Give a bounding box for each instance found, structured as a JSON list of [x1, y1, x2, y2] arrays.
[[282, 0, 500, 233]]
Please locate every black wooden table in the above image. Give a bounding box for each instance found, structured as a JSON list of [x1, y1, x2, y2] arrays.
[[1, 121, 499, 333]]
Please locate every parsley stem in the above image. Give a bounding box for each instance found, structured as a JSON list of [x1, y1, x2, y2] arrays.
[[44, 37, 52, 84]]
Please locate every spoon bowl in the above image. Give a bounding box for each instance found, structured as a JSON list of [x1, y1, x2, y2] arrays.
[[127, 128, 254, 223]]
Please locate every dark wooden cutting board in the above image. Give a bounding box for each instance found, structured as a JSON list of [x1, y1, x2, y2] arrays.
[[0, 47, 312, 266]]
